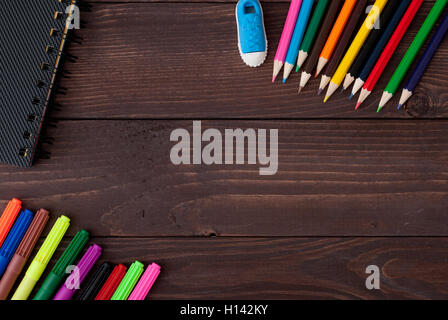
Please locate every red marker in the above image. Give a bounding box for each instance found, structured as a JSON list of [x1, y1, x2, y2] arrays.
[[95, 264, 127, 300]]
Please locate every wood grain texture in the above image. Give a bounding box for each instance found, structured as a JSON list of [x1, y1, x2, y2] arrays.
[[1, 120, 448, 237], [21, 237, 448, 300], [88, 0, 294, 2], [57, 1, 448, 119], [2, 0, 447, 300]]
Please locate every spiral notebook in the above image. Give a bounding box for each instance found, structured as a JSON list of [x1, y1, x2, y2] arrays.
[[0, 0, 78, 168]]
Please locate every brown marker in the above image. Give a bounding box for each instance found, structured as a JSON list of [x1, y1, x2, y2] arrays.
[[0, 209, 49, 300]]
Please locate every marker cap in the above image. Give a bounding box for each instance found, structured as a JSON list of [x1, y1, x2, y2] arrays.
[[110, 261, 144, 300], [0, 198, 22, 247], [0, 209, 34, 276], [33, 229, 89, 300], [76, 262, 113, 300], [94, 264, 127, 300], [53, 244, 102, 300], [0, 210, 49, 300], [128, 263, 161, 300], [11, 215, 70, 300]]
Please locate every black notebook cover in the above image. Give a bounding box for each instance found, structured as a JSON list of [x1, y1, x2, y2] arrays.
[[0, 0, 77, 167]]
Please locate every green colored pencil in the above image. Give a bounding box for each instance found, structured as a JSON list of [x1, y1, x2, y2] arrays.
[[296, 0, 330, 70], [379, 0, 448, 111]]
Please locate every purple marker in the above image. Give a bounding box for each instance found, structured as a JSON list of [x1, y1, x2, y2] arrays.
[[53, 244, 102, 300]]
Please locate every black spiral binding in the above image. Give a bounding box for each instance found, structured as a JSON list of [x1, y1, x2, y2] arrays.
[[34, 0, 92, 163], [0, 0, 91, 167]]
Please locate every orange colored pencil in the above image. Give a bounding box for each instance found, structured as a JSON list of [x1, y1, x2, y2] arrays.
[[316, 0, 357, 76]]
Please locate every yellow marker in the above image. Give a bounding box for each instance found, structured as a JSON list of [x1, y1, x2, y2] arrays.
[[11, 215, 70, 300], [324, 0, 388, 102]]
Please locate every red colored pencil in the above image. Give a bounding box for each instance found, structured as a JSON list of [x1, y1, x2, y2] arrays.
[[355, 0, 423, 110]]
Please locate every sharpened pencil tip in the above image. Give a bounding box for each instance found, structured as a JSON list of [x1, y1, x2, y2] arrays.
[[323, 96, 329, 103], [340, 87, 344, 93], [282, 78, 286, 84], [355, 102, 361, 111], [317, 88, 323, 96], [298, 86, 303, 94], [397, 104, 402, 110], [272, 76, 276, 83], [377, 106, 383, 113], [349, 93, 354, 100]]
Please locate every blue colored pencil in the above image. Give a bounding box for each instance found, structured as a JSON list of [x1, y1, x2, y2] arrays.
[[350, 0, 412, 98], [0, 210, 34, 277], [398, 11, 448, 109], [283, 0, 314, 82]]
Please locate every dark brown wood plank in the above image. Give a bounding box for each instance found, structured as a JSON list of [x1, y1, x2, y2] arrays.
[[1, 120, 448, 236], [57, 1, 448, 119], [24, 237, 448, 300], [88, 0, 291, 2]]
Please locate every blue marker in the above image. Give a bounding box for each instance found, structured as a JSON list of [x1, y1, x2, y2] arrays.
[[283, 0, 314, 82], [0, 209, 34, 276]]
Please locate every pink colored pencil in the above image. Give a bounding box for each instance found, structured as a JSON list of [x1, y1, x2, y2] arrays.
[[128, 263, 161, 300], [272, 0, 303, 82]]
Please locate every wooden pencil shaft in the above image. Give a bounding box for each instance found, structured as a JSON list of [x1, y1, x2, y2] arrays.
[[322, 0, 369, 78], [302, 0, 343, 74]]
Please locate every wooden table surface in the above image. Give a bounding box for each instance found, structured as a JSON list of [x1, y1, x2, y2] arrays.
[[1, 0, 448, 299]]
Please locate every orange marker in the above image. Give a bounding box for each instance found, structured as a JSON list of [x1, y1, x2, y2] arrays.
[[315, 0, 357, 76], [0, 198, 22, 247]]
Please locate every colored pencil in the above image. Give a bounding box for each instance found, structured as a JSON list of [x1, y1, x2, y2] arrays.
[[399, 11, 448, 109], [324, 0, 389, 102], [315, 0, 358, 77], [283, 0, 314, 82], [351, 0, 412, 98], [318, 0, 368, 94], [0, 199, 21, 248], [356, 0, 423, 110], [297, 0, 330, 69], [297, 0, 342, 91], [343, 1, 401, 90], [379, 0, 448, 111], [272, 0, 303, 82]]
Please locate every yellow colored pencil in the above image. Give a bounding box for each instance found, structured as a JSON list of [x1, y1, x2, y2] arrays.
[[324, 0, 389, 102]]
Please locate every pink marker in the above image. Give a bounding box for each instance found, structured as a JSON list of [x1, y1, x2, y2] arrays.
[[53, 244, 102, 300], [272, 0, 303, 82], [128, 263, 161, 300]]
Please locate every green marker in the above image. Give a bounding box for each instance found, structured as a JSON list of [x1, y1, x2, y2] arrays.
[[379, 0, 448, 111], [296, 0, 330, 71], [111, 261, 144, 300], [33, 229, 89, 300]]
